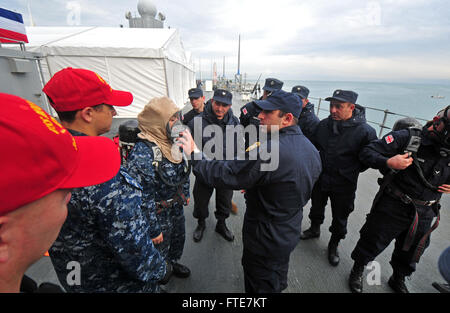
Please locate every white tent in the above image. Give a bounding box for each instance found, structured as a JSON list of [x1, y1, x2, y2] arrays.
[[25, 26, 195, 117]]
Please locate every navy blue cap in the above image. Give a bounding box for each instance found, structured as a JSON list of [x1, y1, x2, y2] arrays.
[[188, 88, 203, 99], [213, 89, 232, 105], [254, 90, 301, 118], [438, 246, 450, 283], [291, 85, 310, 99], [325, 89, 358, 104], [263, 78, 284, 92]]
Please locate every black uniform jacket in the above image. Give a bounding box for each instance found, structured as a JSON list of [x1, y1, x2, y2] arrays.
[[192, 125, 322, 259], [298, 102, 320, 141], [312, 104, 377, 192], [183, 108, 201, 126], [360, 128, 450, 202], [187, 100, 241, 161], [239, 101, 261, 128]]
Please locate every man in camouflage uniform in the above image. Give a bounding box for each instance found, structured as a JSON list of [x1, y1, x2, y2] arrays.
[[127, 97, 192, 283], [43, 68, 166, 292], [0, 93, 122, 293]]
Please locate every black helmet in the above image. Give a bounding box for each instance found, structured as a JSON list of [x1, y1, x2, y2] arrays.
[[392, 117, 422, 131], [430, 106, 450, 148], [118, 119, 140, 143]]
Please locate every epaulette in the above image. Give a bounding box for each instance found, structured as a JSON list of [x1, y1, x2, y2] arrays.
[[246, 141, 260, 152]]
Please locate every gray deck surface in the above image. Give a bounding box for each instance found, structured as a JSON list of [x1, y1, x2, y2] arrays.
[[25, 92, 450, 293]]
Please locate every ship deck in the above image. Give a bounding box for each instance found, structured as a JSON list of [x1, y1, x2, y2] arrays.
[[25, 92, 450, 293]]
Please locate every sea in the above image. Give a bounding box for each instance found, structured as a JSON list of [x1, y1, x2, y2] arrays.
[[246, 80, 450, 137]]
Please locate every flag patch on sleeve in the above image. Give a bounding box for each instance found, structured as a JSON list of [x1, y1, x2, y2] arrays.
[[385, 135, 394, 144]]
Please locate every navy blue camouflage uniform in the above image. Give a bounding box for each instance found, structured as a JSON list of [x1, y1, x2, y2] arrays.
[[192, 124, 322, 292], [351, 128, 449, 276], [309, 104, 377, 240], [126, 141, 190, 265], [49, 130, 166, 293]]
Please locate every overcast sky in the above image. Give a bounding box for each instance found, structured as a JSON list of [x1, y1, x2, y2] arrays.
[[3, 0, 450, 83]]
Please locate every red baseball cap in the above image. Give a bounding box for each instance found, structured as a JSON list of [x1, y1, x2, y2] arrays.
[[0, 93, 121, 215], [42, 67, 133, 112]]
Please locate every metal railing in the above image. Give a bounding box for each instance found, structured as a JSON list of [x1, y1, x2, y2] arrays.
[[311, 96, 429, 138], [0, 36, 27, 51]]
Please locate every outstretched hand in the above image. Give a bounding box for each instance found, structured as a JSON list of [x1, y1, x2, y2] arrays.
[[438, 184, 450, 194]]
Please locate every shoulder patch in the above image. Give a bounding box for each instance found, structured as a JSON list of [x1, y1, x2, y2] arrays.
[[242, 108, 248, 115], [385, 135, 394, 144]]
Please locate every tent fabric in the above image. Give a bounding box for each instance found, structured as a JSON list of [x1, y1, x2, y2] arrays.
[[25, 26, 195, 117]]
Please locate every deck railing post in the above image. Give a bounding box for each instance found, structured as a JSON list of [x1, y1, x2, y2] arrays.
[[317, 98, 322, 116], [379, 109, 389, 138]]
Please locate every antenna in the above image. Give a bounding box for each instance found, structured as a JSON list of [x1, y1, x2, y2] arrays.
[[27, 0, 35, 26], [237, 34, 241, 75]]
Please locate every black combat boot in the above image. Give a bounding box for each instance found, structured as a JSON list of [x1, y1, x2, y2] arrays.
[[215, 220, 234, 242], [327, 236, 340, 266], [388, 272, 409, 293], [348, 262, 365, 293], [432, 282, 450, 293], [171, 262, 191, 278], [300, 222, 320, 240], [193, 219, 206, 242]]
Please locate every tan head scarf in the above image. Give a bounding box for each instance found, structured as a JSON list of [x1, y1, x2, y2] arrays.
[[137, 97, 182, 164]]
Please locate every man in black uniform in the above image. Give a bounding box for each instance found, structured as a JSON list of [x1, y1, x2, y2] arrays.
[[185, 88, 240, 215], [239, 78, 283, 148], [291, 85, 320, 142], [348, 107, 450, 293], [187, 89, 240, 242], [179, 90, 322, 293], [183, 88, 205, 126], [300, 90, 377, 267]]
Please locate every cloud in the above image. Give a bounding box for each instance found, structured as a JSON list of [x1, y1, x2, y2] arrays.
[[3, 0, 449, 82]]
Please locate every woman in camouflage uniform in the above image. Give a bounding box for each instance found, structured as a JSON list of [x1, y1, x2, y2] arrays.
[[127, 97, 191, 284]]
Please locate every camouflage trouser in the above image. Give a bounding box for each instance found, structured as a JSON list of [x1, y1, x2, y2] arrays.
[[155, 203, 186, 264]]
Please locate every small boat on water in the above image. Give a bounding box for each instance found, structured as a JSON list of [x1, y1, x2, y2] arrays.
[[431, 95, 445, 99]]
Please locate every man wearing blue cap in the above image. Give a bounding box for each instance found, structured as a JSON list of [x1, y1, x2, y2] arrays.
[[179, 90, 322, 293], [433, 246, 450, 292], [239, 78, 284, 149], [301, 89, 377, 267], [291, 85, 319, 141], [183, 88, 205, 126], [187, 89, 240, 242]]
